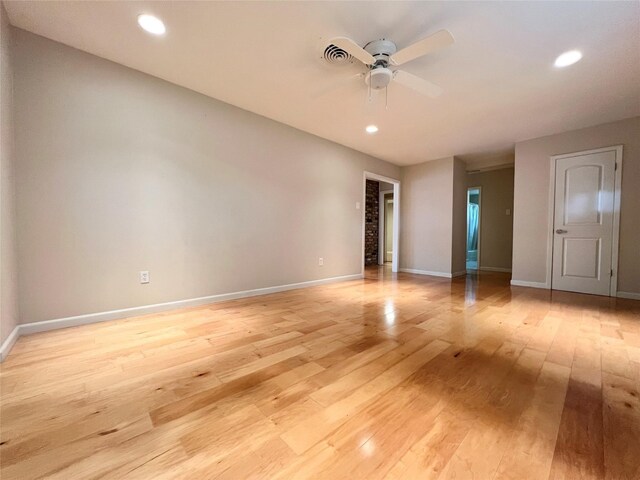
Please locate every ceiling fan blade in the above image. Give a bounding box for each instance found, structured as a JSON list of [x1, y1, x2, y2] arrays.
[[330, 37, 376, 66], [393, 70, 443, 98], [390, 30, 454, 66]]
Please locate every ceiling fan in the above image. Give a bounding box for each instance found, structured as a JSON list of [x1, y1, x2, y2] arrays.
[[324, 30, 454, 100]]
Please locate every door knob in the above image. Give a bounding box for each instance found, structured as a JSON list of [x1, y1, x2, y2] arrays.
[[555, 229, 567, 234]]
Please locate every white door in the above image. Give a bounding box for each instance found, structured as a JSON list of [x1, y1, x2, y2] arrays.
[[552, 149, 617, 295]]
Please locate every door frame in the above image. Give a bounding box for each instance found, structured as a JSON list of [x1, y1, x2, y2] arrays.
[[546, 145, 623, 296], [363, 172, 400, 273], [466, 186, 482, 271], [378, 189, 394, 265]]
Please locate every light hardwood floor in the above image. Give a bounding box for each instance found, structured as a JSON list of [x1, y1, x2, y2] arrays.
[[1, 267, 639, 479]]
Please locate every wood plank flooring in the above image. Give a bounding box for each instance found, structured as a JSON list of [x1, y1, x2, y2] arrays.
[[1, 267, 639, 479]]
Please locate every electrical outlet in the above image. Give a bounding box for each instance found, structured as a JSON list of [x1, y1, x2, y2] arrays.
[[318, 257, 324, 266], [139, 271, 150, 284]]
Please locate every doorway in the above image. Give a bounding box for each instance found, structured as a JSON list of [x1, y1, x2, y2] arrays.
[[548, 146, 622, 296], [466, 187, 481, 271], [363, 172, 400, 273]]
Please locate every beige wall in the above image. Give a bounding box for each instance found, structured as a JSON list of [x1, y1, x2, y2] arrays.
[[13, 30, 399, 325], [464, 152, 515, 172], [400, 157, 456, 275], [0, 4, 19, 346], [451, 157, 467, 275], [467, 167, 514, 271], [512, 116, 640, 294]]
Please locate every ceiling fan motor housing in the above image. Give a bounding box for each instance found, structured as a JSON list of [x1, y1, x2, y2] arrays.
[[364, 39, 397, 65], [363, 39, 397, 89]]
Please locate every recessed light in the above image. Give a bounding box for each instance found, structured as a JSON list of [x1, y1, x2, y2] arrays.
[[554, 50, 582, 68], [365, 125, 379, 134], [137, 14, 166, 36]]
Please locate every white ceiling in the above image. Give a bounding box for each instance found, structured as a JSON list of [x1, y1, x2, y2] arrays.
[[5, 1, 640, 166]]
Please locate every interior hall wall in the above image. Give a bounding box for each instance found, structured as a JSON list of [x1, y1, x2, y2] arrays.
[[400, 157, 455, 276], [0, 3, 19, 348], [13, 30, 400, 325]]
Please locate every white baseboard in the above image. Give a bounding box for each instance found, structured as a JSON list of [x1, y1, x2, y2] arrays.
[[480, 266, 512, 273], [0, 273, 363, 362], [509, 284, 639, 299], [0, 326, 20, 362], [400, 268, 456, 278], [617, 291, 640, 300], [510, 279, 550, 289]]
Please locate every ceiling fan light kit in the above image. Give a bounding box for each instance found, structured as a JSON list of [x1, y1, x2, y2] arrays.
[[365, 67, 394, 90]]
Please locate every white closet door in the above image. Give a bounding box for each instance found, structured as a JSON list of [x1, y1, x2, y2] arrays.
[[552, 150, 616, 295]]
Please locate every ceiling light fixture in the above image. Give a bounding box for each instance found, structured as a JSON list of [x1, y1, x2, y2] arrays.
[[554, 50, 582, 68], [137, 14, 166, 35], [365, 125, 379, 134]]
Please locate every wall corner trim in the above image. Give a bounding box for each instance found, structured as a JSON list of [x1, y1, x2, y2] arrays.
[[510, 279, 550, 289], [616, 291, 640, 301], [0, 273, 364, 362], [0, 326, 20, 362]]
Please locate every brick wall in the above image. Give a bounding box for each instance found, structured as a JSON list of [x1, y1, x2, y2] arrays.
[[365, 180, 379, 265]]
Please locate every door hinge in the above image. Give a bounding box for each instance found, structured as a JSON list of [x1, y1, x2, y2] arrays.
[[610, 269, 614, 277], [615, 163, 618, 171]]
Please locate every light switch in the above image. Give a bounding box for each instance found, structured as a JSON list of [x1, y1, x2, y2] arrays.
[[356, 202, 361, 210]]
